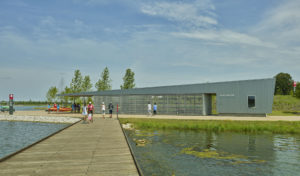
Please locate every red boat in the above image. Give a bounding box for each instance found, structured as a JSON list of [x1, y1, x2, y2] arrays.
[[48, 107, 72, 112]]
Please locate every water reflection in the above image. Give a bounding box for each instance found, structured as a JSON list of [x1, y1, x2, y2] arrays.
[[126, 129, 300, 176]]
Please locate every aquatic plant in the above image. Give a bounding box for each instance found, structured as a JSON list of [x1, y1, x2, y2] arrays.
[[180, 146, 266, 164]]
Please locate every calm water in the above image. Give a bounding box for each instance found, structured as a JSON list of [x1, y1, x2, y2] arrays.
[[125, 129, 300, 176], [14, 105, 46, 111], [0, 121, 69, 159]]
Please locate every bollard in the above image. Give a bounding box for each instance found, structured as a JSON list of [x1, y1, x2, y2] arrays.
[[9, 94, 14, 115]]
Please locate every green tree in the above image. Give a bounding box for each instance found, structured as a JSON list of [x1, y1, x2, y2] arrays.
[[82, 75, 93, 92], [95, 67, 112, 91], [120, 68, 135, 89], [70, 69, 83, 93], [295, 82, 300, 98], [46, 86, 58, 103], [274, 72, 293, 95], [60, 86, 72, 104]]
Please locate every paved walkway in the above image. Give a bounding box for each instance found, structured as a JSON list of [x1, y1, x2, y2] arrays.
[[0, 118, 139, 176], [6, 111, 300, 121]]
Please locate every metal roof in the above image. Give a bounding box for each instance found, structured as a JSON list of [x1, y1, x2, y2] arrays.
[[58, 78, 275, 97]]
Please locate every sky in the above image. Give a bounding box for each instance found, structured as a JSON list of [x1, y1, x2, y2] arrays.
[[0, 0, 300, 101]]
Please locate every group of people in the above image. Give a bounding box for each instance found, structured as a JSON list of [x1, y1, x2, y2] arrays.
[[71, 103, 81, 113], [147, 102, 157, 116], [82, 102, 114, 123]]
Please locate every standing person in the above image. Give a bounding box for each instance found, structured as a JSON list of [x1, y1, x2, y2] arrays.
[[54, 103, 57, 112], [78, 103, 81, 113], [57, 104, 60, 112], [48, 104, 50, 114], [71, 103, 75, 113], [82, 103, 87, 122], [153, 102, 157, 115], [147, 102, 152, 116], [101, 102, 106, 119], [108, 102, 114, 118], [87, 102, 94, 123]]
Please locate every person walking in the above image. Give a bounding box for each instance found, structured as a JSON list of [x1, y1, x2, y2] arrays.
[[153, 102, 157, 115], [87, 102, 94, 123], [48, 104, 50, 114], [82, 103, 88, 122], [77, 103, 81, 113], [101, 102, 106, 119], [108, 102, 114, 118], [147, 102, 152, 116], [57, 104, 60, 112]]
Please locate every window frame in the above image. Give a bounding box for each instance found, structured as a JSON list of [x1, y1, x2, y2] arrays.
[[248, 95, 256, 108]]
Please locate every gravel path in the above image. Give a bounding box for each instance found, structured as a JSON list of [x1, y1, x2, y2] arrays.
[[0, 114, 80, 123]]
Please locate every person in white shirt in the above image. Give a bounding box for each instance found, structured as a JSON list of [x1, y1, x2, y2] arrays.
[[147, 102, 152, 116], [82, 103, 87, 122], [101, 102, 106, 119]]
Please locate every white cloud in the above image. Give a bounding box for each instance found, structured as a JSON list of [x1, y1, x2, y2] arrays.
[[141, 0, 217, 27], [173, 30, 276, 48], [254, 0, 300, 46]]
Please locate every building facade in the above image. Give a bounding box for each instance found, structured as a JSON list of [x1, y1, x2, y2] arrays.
[[62, 78, 276, 116]]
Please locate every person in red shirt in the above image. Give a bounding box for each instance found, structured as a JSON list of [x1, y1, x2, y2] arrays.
[[87, 102, 94, 123]]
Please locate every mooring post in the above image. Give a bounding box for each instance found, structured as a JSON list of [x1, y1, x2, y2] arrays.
[[9, 94, 14, 115]]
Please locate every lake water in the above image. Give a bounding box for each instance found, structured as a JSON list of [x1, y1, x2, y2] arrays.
[[125, 129, 300, 176], [14, 105, 46, 111], [0, 121, 69, 159]]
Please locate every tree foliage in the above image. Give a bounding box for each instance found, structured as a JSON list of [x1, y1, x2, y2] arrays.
[[95, 67, 112, 91], [82, 75, 93, 92], [275, 72, 293, 95], [295, 82, 300, 99], [60, 86, 72, 104], [70, 69, 83, 93], [120, 68, 135, 89], [46, 86, 58, 103]]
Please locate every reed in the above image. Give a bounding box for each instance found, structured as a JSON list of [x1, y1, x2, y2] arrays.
[[119, 118, 300, 134]]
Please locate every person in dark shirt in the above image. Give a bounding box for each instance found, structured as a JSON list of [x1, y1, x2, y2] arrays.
[[108, 102, 114, 118]]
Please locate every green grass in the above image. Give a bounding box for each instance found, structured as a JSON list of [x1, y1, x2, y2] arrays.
[[270, 95, 300, 116], [120, 118, 300, 134]]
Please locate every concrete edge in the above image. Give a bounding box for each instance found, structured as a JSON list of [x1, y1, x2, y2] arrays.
[[117, 117, 144, 176]]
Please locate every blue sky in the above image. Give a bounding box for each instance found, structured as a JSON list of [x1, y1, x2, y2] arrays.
[[0, 0, 299, 101]]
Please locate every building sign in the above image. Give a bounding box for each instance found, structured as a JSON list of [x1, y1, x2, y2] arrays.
[[219, 94, 235, 97]]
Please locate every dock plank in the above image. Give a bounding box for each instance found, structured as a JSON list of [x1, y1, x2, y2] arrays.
[[0, 118, 139, 176]]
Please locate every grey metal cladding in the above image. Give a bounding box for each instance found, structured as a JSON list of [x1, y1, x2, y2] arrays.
[[61, 78, 275, 115]]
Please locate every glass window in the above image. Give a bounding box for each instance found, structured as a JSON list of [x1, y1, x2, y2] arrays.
[[248, 96, 255, 108]]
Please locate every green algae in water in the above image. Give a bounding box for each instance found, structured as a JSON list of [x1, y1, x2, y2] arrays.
[[180, 146, 266, 164]]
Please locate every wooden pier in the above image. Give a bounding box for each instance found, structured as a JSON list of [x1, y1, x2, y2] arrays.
[[0, 118, 139, 176]]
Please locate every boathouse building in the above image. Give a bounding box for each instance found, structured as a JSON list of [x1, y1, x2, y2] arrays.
[[61, 78, 276, 116]]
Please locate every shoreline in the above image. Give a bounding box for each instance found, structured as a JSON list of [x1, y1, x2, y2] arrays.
[[1, 110, 300, 122]]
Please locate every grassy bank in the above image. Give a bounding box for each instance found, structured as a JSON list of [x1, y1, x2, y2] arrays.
[[271, 95, 300, 116], [120, 118, 300, 134]]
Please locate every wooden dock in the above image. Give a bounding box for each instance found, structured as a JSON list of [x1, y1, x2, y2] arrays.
[[0, 118, 139, 176]]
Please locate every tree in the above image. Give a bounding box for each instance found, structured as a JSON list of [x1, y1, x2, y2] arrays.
[[82, 75, 93, 92], [274, 72, 293, 95], [120, 68, 135, 89], [295, 82, 300, 98], [95, 67, 112, 91], [60, 86, 72, 104], [70, 69, 83, 93], [46, 86, 58, 103]]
